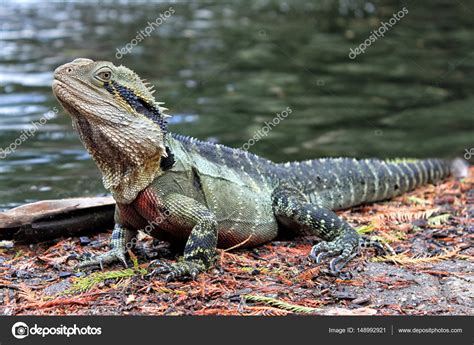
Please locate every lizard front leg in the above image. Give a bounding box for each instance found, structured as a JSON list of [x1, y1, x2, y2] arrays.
[[77, 223, 135, 269], [150, 193, 218, 281], [272, 186, 359, 273]]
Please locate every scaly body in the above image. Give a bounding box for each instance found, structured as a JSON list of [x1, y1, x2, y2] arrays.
[[52, 58, 456, 281]]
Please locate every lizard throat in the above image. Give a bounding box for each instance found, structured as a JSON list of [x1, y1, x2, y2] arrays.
[[70, 109, 166, 204]]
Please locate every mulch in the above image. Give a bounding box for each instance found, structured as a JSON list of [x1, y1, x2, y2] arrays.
[[0, 167, 472, 315]]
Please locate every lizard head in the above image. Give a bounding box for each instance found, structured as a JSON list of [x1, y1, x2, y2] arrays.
[[52, 58, 169, 203]]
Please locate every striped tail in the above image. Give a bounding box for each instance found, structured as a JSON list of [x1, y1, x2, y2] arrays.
[[350, 158, 452, 206], [299, 157, 457, 210]]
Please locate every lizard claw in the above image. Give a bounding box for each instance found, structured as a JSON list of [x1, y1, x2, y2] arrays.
[[148, 260, 204, 282], [147, 262, 171, 277], [310, 251, 329, 263], [309, 241, 334, 263], [76, 249, 128, 270], [329, 252, 358, 273], [309, 236, 358, 274]]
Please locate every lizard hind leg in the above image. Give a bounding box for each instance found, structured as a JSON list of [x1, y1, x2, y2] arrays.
[[271, 186, 360, 273]]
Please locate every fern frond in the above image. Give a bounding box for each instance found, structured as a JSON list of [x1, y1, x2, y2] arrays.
[[379, 208, 438, 223], [427, 214, 451, 226], [18, 283, 36, 303], [357, 223, 376, 234], [371, 247, 467, 265], [64, 264, 147, 295], [407, 196, 430, 205], [244, 295, 322, 314]]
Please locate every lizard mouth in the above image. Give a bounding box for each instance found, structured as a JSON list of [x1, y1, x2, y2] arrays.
[[51, 79, 65, 98], [52, 80, 82, 121], [52, 79, 75, 106], [52, 79, 75, 115], [52, 79, 105, 124], [52, 78, 118, 120]]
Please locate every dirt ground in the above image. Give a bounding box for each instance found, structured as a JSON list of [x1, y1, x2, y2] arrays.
[[0, 168, 472, 316]]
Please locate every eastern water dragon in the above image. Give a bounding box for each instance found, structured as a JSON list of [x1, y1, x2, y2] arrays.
[[52, 58, 466, 281]]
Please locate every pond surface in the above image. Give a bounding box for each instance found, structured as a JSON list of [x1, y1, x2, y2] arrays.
[[0, 0, 473, 209]]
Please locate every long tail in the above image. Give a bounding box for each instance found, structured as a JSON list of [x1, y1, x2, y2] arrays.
[[292, 157, 465, 210], [359, 158, 452, 203]]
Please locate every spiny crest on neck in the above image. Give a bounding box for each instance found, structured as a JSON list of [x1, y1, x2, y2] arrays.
[[104, 64, 170, 133]]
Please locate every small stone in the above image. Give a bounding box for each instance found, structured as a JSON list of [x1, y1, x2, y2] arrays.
[[251, 269, 260, 275], [13, 270, 31, 279], [89, 240, 104, 248], [59, 271, 72, 278], [0, 241, 14, 249], [225, 288, 253, 301], [412, 219, 427, 227], [126, 294, 136, 305], [432, 230, 449, 238], [43, 280, 71, 296], [352, 296, 371, 305], [79, 236, 91, 245], [333, 289, 356, 300]]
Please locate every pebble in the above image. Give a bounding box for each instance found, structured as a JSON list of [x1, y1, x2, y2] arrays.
[[13, 270, 31, 279], [43, 280, 71, 296], [0, 241, 14, 249], [79, 236, 91, 245], [251, 269, 260, 275], [351, 296, 371, 305], [333, 289, 356, 300], [58, 271, 72, 278]]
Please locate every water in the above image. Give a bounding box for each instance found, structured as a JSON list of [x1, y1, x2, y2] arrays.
[[0, 0, 473, 210]]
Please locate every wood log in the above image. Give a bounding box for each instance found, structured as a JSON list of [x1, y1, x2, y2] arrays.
[[0, 197, 115, 243]]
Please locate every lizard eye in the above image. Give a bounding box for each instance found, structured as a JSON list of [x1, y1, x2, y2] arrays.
[[95, 67, 112, 82]]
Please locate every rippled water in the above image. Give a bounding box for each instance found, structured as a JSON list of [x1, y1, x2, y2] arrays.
[[0, 0, 473, 209]]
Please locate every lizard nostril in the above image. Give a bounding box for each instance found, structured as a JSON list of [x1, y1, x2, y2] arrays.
[[66, 67, 73, 73]]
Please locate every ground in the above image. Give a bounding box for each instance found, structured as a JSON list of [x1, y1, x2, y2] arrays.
[[0, 168, 472, 316]]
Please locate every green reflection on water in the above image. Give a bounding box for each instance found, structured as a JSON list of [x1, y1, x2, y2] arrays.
[[0, 0, 472, 209]]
